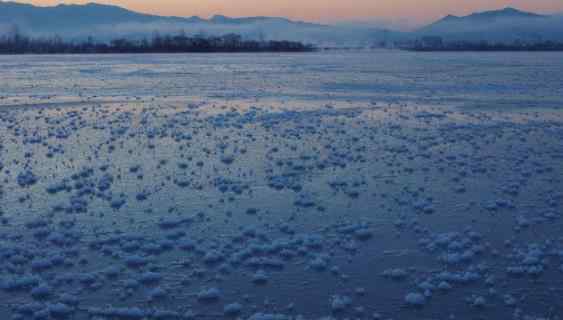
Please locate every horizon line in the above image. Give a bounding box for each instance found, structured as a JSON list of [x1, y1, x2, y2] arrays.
[[2, 0, 562, 29]]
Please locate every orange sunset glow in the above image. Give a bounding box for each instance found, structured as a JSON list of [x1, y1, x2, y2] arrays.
[[15, 0, 563, 24]]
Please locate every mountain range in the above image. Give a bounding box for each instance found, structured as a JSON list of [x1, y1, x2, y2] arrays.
[[0, 2, 562, 45], [416, 7, 563, 42]]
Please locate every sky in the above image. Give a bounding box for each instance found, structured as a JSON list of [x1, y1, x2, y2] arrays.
[[17, 0, 563, 25]]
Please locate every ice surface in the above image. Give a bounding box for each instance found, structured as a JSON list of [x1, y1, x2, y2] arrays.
[[0, 51, 562, 319]]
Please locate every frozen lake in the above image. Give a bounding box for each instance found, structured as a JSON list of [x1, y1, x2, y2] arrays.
[[0, 51, 562, 319]]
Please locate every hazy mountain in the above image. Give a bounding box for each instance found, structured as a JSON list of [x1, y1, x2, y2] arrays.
[[1, 2, 561, 46], [0, 1, 322, 31], [417, 7, 563, 42], [0, 2, 205, 32], [0, 1, 390, 46]]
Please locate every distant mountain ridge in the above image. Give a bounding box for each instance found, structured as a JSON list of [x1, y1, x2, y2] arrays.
[[0, 2, 562, 45], [417, 7, 563, 42], [421, 7, 545, 30], [452, 7, 544, 20], [0, 1, 316, 32], [0, 1, 396, 46], [2, 1, 386, 45]]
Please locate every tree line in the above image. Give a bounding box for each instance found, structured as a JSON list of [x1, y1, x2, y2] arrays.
[[410, 39, 563, 52], [0, 28, 315, 54]]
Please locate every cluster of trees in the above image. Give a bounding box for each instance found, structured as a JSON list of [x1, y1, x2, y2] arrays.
[[0, 28, 315, 54], [411, 38, 563, 51]]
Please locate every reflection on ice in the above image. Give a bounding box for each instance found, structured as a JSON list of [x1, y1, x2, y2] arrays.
[[0, 52, 562, 319]]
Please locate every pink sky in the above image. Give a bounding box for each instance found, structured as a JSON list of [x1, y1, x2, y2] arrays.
[[21, 0, 563, 24]]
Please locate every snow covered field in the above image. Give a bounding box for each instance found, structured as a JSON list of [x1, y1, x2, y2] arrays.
[[0, 51, 562, 319]]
